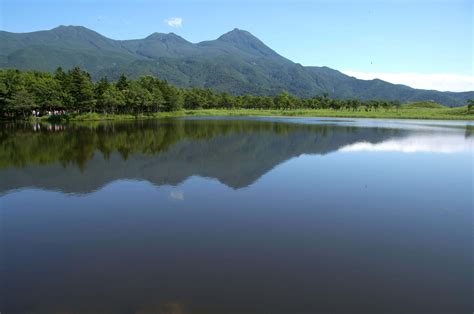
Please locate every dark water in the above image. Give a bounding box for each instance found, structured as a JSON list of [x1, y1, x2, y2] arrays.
[[0, 117, 472, 313]]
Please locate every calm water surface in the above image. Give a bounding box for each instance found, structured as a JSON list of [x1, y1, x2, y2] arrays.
[[0, 117, 472, 313]]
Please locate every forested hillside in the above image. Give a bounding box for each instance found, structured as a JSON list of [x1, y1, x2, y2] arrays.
[[1, 26, 472, 106]]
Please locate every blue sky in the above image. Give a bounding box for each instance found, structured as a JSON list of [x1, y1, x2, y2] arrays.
[[1, 0, 472, 91]]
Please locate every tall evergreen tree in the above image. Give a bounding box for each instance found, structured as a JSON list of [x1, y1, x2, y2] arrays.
[[116, 74, 129, 91], [68, 67, 94, 111]]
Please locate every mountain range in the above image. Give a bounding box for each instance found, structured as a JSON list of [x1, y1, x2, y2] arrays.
[[1, 25, 472, 106]]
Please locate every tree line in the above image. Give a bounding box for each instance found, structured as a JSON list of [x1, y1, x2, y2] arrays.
[[0, 67, 420, 118]]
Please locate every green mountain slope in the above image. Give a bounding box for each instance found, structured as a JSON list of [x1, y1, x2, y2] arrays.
[[0, 25, 472, 106]]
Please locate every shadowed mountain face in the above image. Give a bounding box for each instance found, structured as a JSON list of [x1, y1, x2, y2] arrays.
[[0, 118, 409, 194], [1, 26, 472, 106]]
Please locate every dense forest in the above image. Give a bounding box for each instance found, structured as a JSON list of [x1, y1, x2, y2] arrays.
[[0, 67, 417, 118]]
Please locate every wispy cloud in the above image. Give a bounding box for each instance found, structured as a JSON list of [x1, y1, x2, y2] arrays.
[[164, 17, 183, 28], [342, 71, 474, 92]]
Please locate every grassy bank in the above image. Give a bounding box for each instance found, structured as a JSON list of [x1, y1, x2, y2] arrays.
[[42, 105, 474, 122]]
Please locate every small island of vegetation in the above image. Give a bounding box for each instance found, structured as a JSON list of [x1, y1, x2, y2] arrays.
[[1, 67, 473, 121]]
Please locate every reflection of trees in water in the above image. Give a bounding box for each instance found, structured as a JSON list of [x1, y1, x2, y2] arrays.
[[0, 119, 404, 170], [0, 119, 410, 193], [0, 120, 404, 169]]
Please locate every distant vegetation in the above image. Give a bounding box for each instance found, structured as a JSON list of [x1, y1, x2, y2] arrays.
[[1, 68, 473, 120], [403, 101, 446, 109]]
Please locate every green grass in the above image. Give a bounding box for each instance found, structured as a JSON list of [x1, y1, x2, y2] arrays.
[[44, 111, 188, 122], [402, 101, 447, 109], [42, 106, 474, 122]]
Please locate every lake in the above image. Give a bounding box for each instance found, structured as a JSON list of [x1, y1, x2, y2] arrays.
[[0, 117, 472, 313]]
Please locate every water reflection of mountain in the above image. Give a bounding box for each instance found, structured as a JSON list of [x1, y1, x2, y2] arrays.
[[0, 119, 407, 194]]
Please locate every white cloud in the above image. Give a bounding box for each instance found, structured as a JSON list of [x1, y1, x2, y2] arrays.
[[164, 17, 182, 28], [342, 71, 474, 92]]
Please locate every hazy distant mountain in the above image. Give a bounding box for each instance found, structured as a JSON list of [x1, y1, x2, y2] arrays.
[[1, 25, 472, 106]]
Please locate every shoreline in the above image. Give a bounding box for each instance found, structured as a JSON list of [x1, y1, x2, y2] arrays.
[[2, 108, 473, 123], [46, 108, 474, 122]]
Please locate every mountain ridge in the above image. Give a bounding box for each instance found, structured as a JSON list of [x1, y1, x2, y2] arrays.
[[0, 25, 472, 106]]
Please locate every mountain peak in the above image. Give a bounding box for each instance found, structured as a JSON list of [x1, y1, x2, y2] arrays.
[[54, 25, 83, 29], [52, 25, 91, 32], [145, 32, 189, 43], [50, 25, 106, 39], [218, 28, 256, 41], [215, 28, 280, 58], [230, 28, 249, 34], [146, 32, 166, 39]]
